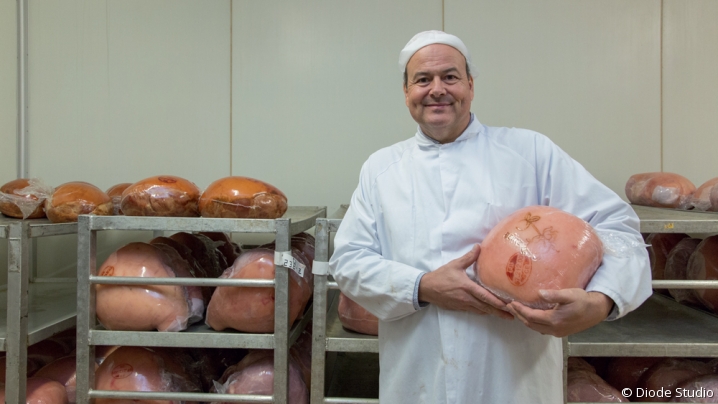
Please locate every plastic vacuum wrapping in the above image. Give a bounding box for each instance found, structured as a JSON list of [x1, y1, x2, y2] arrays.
[[664, 238, 703, 306], [604, 357, 662, 393], [686, 235, 718, 313], [94, 346, 200, 404], [211, 350, 308, 404], [199, 176, 288, 219], [636, 358, 712, 402], [44, 181, 113, 223], [34, 356, 86, 403], [0, 377, 69, 404], [711, 186, 718, 212], [0, 178, 53, 219], [686, 178, 718, 211], [95, 242, 203, 332], [647, 233, 689, 293], [474, 206, 603, 309], [669, 374, 718, 402], [121, 175, 201, 217], [337, 292, 379, 335], [625, 172, 696, 209], [567, 369, 628, 403]]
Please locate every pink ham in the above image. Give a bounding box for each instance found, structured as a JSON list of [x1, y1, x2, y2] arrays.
[[604, 357, 662, 393], [568, 357, 597, 374], [647, 233, 689, 295], [636, 358, 712, 402], [0, 377, 68, 404], [687, 178, 718, 211], [169, 232, 223, 278], [206, 248, 305, 332], [711, 186, 718, 212], [475, 206, 603, 309], [34, 355, 90, 403], [95, 346, 199, 404], [0, 355, 46, 379], [669, 374, 718, 402], [665, 238, 703, 306], [213, 350, 308, 404], [95, 242, 202, 332], [289, 326, 313, 388], [625, 173, 696, 209], [337, 292, 379, 335], [567, 369, 628, 402], [686, 235, 718, 313]]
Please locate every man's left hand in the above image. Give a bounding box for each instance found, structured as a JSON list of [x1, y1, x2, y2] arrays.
[[506, 289, 613, 338]]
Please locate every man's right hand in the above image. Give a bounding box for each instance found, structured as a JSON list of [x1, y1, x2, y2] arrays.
[[418, 244, 514, 320]]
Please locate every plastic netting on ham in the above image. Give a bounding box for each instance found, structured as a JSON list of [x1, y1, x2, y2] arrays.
[[0, 178, 53, 219]]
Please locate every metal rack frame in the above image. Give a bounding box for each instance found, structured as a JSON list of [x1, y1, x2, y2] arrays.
[[1, 216, 78, 404], [74, 206, 326, 404], [310, 205, 718, 404]]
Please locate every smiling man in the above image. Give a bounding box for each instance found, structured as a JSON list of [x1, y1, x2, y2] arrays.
[[330, 31, 651, 403]]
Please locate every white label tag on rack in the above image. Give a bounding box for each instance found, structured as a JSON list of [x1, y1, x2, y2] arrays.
[[313, 261, 330, 275], [275, 251, 306, 277]]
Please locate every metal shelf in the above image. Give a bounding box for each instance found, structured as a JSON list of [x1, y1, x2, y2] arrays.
[[633, 204, 718, 233], [75, 206, 326, 404], [324, 291, 378, 353], [0, 216, 79, 404]]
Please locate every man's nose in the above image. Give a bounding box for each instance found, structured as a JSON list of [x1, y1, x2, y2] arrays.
[[428, 77, 446, 97]]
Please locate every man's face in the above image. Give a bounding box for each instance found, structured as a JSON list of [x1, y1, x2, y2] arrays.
[[404, 44, 474, 144]]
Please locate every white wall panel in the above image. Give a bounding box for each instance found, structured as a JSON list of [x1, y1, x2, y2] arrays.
[[663, 0, 718, 187], [28, 0, 231, 191], [445, 0, 662, 198], [0, 0, 16, 185], [232, 0, 441, 213]]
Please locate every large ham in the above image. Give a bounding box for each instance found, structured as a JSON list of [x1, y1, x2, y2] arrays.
[[636, 358, 712, 402], [199, 232, 241, 267], [567, 369, 628, 403], [475, 206, 603, 309], [199, 176, 288, 219], [647, 233, 689, 294], [625, 173, 696, 209], [686, 235, 718, 313], [665, 238, 703, 306], [289, 326, 313, 389], [121, 175, 200, 217], [711, 186, 718, 212], [206, 248, 305, 333], [34, 355, 89, 403], [0, 178, 52, 219], [687, 178, 718, 211], [95, 346, 200, 404], [337, 292, 379, 335], [604, 357, 662, 393], [669, 374, 718, 402], [45, 182, 113, 223], [169, 232, 223, 278], [213, 350, 308, 404], [0, 377, 68, 404], [95, 242, 203, 332]]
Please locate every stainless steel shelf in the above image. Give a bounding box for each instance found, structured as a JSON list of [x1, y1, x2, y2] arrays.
[[633, 205, 718, 233], [1, 217, 79, 404], [0, 281, 76, 350], [75, 206, 327, 404], [569, 294, 718, 357]]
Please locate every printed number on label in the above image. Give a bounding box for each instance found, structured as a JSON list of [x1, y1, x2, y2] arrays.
[[282, 254, 306, 277]]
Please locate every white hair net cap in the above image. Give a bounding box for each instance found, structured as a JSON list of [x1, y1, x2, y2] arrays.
[[399, 30, 476, 77]]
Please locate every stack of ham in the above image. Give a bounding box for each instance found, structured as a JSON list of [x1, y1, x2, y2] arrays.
[[121, 175, 201, 217], [475, 206, 603, 309], [206, 233, 314, 332], [625, 173, 696, 209], [0, 178, 53, 219], [566, 358, 627, 402], [647, 233, 689, 294], [686, 178, 718, 211], [0, 377, 68, 404], [665, 238, 703, 306], [686, 235, 718, 314], [212, 350, 308, 404]]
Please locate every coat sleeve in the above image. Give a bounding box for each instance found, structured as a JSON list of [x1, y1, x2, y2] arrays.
[[329, 163, 425, 322], [532, 133, 652, 320]]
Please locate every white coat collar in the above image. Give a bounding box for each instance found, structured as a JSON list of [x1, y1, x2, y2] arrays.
[[415, 113, 481, 147]]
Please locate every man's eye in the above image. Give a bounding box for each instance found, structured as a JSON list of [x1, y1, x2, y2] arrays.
[[416, 78, 429, 83], [445, 75, 458, 82]]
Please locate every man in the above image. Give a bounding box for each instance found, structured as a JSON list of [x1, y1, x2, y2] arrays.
[[329, 30, 651, 403]]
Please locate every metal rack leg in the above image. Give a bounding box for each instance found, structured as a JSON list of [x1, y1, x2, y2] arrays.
[[6, 222, 30, 404], [274, 219, 290, 404], [311, 219, 330, 404], [76, 216, 97, 404]]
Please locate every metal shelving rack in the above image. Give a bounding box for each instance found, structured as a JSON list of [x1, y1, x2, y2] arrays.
[[310, 205, 718, 404], [1, 216, 78, 404], [74, 206, 326, 404]]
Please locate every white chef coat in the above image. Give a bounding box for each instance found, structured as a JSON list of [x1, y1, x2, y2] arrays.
[[329, 114, 652, 404]]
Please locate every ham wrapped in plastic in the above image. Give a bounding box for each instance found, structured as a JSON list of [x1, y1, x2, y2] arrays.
[[34, 355, 91, 403], [211, 350, 308, 404], [625, 172, 696, 209], [206, 248, 306, 333], [0, 178, 53, 219], [665, 238, 703, 306], [337, 292, 379, 336], [95, 346, 200, 404], [686, 178, 718, 211], [475, 206, 603, 309], [669, 374, 718, 402], [604, 357, 662, 393], [686, 235, 718, 314], [105, 183, 131, 215], [647, 233, 689, 294], [636, 358, 712, 402], [199, 176, 287, 219], [95, 242, 203, 332], [45, 182, 113, 223], [567, 369, 628, 403], [121, 175, 200, 217], [0, 377, 68, 404]]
